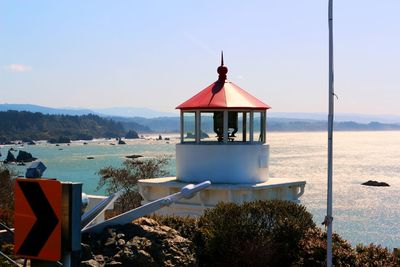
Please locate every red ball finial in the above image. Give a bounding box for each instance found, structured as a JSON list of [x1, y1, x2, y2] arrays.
[[217, 51, 228, 80]]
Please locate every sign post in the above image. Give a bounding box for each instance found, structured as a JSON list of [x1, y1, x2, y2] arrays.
[[61, 182, 82, 267]]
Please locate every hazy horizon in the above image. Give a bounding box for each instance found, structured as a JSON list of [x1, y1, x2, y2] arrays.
[[2, 103, 400, 124], [2, 102, 400, 117]]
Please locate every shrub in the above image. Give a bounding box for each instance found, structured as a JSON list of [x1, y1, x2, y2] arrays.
[[0, 165, 18, 226], [97, 156, 169, 214], [197, 200, 315, 267], [294, 227, 357, 267], [0, 243, 17, 267], [355, 244, 399, 267]]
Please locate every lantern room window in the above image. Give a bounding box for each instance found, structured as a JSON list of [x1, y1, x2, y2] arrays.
[[181, 112, 196, 142], [253, 111, 266, 142], [180, 110, 266, 144], [200, 112, 214, 141]]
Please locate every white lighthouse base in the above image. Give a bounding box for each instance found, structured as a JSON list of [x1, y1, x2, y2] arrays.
[[138, 177, 306, 216]]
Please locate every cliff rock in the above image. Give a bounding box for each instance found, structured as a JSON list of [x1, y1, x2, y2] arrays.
[[81, 217, 197, 267]]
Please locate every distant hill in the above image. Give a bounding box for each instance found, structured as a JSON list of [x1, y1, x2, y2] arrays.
[[267, 118, 400, 131], [110, 116, 400, 133], [124, 117, 180, 132], [107, 116, 152, 132], [92, 107, 177, 118], [269, 112, 400, 124], [0, 111, 125, 143], [0, 104, 93, 116], [3, 103, 399, 123], [1, 104, 399, 133], [0, 104, 177, 118]]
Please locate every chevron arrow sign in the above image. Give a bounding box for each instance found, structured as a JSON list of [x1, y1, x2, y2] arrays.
[[14, 178, 62, 261]]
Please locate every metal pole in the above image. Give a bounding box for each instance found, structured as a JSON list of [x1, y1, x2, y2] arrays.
[[61, 183, 82, 267], [326, 0, 334, 266]]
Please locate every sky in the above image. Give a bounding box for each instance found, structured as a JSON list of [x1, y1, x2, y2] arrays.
[[1, 1, 400, 115]]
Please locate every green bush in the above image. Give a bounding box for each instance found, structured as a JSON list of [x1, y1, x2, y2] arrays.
[[294, 227, 357, 267], [0, 243, 17, 267], [355, 244, 399, 267], [294, 229, 400, 267], [0, 165, 17, 226], [197, 200, 315, 267]]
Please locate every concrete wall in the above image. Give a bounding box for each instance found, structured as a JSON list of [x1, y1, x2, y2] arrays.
[[176, 143, 269, 184], [138, 177, 306, 217]]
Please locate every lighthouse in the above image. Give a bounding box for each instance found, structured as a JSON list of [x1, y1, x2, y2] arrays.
[[138, 54, 306, 216]]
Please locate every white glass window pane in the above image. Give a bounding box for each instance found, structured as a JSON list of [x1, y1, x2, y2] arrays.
[[183, 112, 196, 142], [253, 112, 264, 142], [200, 112, 215, 141]]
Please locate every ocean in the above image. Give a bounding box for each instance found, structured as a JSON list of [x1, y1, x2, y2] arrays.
[[1, 131, 399, 248]]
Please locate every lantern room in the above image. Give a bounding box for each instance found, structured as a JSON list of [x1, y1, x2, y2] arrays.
[[175, 54, 271, 184]]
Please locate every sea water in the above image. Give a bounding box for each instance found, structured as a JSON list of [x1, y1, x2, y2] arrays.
[[1, 131, 399, 248]]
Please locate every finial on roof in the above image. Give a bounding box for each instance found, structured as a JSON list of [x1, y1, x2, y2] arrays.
[[217, 50, 228, 81]]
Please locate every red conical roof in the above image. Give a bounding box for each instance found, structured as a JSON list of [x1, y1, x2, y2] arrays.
[[176, 54, 271, 110], [176, 81, 271, 110]]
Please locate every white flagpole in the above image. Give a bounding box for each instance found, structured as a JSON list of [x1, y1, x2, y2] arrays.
[[326, 0, 334, 266]]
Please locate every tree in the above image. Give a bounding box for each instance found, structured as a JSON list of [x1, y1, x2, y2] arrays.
[[97, 156, 169, 214], [0, 165, 18, 226]]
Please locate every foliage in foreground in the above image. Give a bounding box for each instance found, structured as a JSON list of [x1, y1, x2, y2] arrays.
[[294, 227, 357, 266], [355, 244, 400, 267], [0, 165, 18, 266], [295, 227, 400, 267], [153, 200, 315, 267], [152, 201, 399, 267], [97, 156, 169, 214], [0, 243, 17, 267], [0, 165, 18, 226], [197, 200, 315, 267]]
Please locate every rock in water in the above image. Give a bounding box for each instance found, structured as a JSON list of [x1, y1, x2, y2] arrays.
[[5, 150, 16, 163], [16, 150, 37, 163], [81, 217, 197, 267], [125, 130, 139, 139], [361, 180, 390, 187], [118, 138, 126, 145], [125, 155, 142, 159], [22, 138, 36, 145]]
